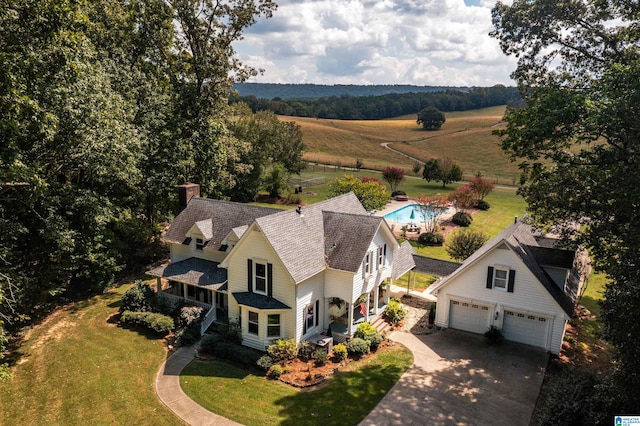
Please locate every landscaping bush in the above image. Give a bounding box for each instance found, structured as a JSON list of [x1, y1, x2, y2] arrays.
[[346, 338, 370, 357], [297, 341, 314, 361], [332, 343, 348, 361], [313, 350, 328, 366], [428, 303, 436, 325], [354, 322, 385, 351], [384, 298, 407, 325], [217, 319, 242, 344], [267, 364, 283, 380], [475, 199, 490, 210], [199, 334, 219, 354], [120, 281, 155, 313], [484, 325, 504, 344], [452, 211, 473, 227], [417, 232, 445, 246], [256, 355, 273, 370], [266, 338, 298, 362], [175, 306, 204, 345], [120, 310, 174, 334]]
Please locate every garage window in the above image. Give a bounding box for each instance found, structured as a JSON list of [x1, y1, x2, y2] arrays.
[[487, 266, 516, 292]]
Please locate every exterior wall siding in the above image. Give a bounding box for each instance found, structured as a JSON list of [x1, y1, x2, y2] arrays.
[[295, 273, 326, 341], [225, 227, 296, 349], [352, 231, 393, 301], [435, 247, 570, 354]]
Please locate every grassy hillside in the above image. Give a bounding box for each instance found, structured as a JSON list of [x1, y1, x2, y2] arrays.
[[285, 105, 519, 185]]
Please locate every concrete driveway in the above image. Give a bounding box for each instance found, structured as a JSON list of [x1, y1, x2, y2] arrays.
[[360, 329, 548, 426]]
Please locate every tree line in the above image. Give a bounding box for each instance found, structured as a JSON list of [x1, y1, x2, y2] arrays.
[[233, 83, 464, 99], [0, 0, 306, 369], [230, 86, 520, 120]]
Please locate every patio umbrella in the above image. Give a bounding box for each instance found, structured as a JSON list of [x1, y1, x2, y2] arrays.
[[409, 209, 415, 221]]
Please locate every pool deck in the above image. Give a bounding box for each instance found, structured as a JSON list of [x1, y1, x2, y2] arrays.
[[375, 198, 456, 234]]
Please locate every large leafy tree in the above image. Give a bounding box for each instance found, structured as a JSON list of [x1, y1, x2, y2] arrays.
[[328, 175, 389, 211], [228, 105, 305, 201], [492, 0, 640, 415], [417, 106, 446, 130], [0, 0, 275, 330], [422, 157, 463, 188]]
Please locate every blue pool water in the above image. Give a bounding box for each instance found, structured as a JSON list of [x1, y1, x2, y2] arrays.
[[384, 204, 432, 223]]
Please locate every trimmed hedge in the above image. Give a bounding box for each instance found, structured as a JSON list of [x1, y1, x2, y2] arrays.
[[346, 337, 370, 357], [120, 310, 174, 334], [475, 199, 490, 210], [418, 232, 445, 246], [452, 211, 472, 227], [199, 335, 262, 368]]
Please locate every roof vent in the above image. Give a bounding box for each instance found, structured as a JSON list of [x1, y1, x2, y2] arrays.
[[296, 205, 304, 217]]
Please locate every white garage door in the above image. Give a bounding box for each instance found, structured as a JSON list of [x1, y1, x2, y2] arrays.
[[449, 300, 491, 334], [502, 310, 549, 349]]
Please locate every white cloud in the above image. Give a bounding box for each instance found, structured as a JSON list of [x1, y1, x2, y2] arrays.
[[236, 0, 516, 86]]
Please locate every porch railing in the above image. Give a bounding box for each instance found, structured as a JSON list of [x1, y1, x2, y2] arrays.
[[158, 291, 212, 310], [200, 306, 217, 336]]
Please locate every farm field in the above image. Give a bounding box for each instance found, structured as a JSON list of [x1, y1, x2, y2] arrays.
[[284, 105, 519, 185]]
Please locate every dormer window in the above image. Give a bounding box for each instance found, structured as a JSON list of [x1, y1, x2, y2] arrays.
[[195, 238, 204, 250]]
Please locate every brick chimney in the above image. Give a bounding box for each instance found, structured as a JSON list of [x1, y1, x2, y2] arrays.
[[177, 182, 200, 213]]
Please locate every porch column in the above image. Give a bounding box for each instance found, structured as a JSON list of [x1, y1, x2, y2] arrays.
[[347, 302, 354, 336], [373, 287, 379, 315]]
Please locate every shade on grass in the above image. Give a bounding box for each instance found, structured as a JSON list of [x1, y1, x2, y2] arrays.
[[0, 284, 181, 426], [181, 346, 413, 426]]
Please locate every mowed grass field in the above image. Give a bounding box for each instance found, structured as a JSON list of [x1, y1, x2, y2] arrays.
[[284, 105, 519, 184]]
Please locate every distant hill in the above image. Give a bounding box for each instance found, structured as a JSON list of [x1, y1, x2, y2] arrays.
[[230, 85, 520, 120], [233, 83, 469, 100]]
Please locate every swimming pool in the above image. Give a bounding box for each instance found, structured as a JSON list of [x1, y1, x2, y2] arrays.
[[383, 204, 432, 223]]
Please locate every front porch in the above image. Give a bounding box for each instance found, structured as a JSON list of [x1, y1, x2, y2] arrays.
[[328, 282, 390, 343], [147, 257, 230, 333]]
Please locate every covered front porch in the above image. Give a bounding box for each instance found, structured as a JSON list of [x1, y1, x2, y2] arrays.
[[328, 280, 390, 342], [147, 257, 229, 334]]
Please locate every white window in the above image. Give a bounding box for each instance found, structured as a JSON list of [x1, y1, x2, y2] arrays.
[[363, 251, 373, 277], [254, 262, 267, 294], [493, 267, 508, 290], [267, 314, 281, 338], [377, 244, 386, 269], [195, 238, 204, 250], [248, 311, 259, 335]]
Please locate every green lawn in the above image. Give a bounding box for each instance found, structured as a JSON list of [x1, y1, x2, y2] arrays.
[[394, 271, 438, 293], [0, 283, 181, 426], [181, 345, 413, 426]]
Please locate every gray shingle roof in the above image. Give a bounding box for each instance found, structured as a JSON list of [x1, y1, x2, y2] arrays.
[[147, 257, 228, 289], [232, 292, 291, 310], [392, 241, 417, 279], [412, 255, 461, 277], [164, 198, 280, 250], [324, 212, 382, 272], [255, 192, 368, 283], [429, 221, 587, 316]]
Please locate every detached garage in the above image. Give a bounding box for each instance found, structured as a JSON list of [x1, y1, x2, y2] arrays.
[[428, 221, 590, 354]]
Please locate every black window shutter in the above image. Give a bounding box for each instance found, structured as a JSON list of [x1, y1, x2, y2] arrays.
[[315, 299, 319, 326], [486, 266, 494, 289], [267, 263, 273, 297], [248, 259, 253, 292], [508, 270, 516, 293]]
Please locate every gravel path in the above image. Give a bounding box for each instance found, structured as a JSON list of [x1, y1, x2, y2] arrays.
[[399, 295, 439, 335]]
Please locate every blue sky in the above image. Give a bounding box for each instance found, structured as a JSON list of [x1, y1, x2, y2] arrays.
[[233, 0, 516, 86]]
